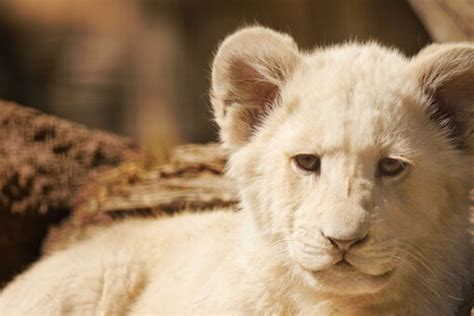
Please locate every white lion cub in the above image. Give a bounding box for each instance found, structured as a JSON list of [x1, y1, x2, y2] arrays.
[[1, 27, 473, 315]]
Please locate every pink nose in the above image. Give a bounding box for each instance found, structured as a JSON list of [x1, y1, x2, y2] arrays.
[[326, 235, 367, 252]]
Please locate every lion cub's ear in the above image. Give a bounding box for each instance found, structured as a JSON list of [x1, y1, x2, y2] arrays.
[[411, 43, 474, 151], [211, 26, 300, 151]]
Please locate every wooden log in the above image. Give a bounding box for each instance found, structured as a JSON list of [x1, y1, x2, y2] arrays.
[[408, 0, 474, 41], [43, 143, 238, 254]]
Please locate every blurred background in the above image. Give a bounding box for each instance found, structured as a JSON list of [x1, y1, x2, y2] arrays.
[[0, 0, 470, 157]]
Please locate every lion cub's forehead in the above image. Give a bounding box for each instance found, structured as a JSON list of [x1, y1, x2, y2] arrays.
[[276, 44, 417, 154]]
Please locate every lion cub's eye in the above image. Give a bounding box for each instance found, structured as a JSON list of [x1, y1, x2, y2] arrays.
[[294, 154, 321, 172], [378, 158, 407, 177]]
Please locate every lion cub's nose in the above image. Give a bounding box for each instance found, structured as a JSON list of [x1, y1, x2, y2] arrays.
[[325, 235, 367, 252]]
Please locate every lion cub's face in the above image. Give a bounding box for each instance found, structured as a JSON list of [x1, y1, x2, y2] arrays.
[[242, 58, 429, 295], [212, 28, 473, 296]]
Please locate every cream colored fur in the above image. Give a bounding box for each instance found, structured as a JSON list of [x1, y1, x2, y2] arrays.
[[1, 27, 473, 315]]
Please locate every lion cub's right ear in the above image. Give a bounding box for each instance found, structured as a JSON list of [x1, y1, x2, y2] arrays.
[[211, 26, 300, 151], [411, 43, 474, 151]]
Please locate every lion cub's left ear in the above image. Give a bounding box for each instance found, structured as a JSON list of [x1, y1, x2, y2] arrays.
[[411, 43, 474, 151], [211, 26, 301, 151]]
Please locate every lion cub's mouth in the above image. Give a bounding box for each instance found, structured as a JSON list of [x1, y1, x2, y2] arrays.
[[309, 259, 395, 283], [334, 259, 355, 269]]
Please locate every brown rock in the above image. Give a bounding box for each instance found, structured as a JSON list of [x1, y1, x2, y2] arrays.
[[0, 101, 142, 287]]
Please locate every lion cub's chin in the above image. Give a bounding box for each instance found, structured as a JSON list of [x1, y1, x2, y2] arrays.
[[298, 262, 395, 296]]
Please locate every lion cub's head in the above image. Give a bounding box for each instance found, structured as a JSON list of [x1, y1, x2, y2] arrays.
[[211, 27, 473, 298]]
